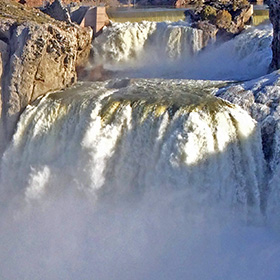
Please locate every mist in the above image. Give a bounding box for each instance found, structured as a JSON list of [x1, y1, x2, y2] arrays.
[[1, 190, 280, 280]]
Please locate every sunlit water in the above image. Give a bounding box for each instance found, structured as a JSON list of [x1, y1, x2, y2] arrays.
[[1, 21, 280, 280]]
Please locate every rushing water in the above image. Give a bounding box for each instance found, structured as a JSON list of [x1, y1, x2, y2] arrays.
[[93, 21, 272, 80], [1, 21, 280, 280]]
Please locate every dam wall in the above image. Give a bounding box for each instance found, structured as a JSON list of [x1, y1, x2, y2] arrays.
[[106, 8, 187, 23], [106, 6, 269, 26], [80, 7, 110, 36]]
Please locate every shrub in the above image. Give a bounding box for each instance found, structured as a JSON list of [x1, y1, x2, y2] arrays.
[[200, 5, 217, 23], [232, 0, 249, 11], [215, 10, 232, 29]]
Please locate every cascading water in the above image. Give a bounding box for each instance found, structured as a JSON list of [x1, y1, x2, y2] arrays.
[[0, 78, 276, 280], [1, 20, 280, 280], [92, 21, 272, 80], [1, 80, 264, 212], [93, 21, 204, 65]]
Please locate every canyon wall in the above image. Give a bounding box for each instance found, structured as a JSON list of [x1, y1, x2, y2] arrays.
[[268, 0, 280, 72], [0, 0, 92, 149]]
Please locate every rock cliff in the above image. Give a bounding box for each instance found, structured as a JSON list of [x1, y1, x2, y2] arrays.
[[186, 0, 253, 39], [0, 0, 92, 146], [268, 0, 280, 72]]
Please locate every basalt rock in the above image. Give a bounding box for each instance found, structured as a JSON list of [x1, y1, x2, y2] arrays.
[[268, 0, 280, 72], [192, 20, 218, 46], [190, 0, 253, 39], [0, 0, 92, 146], [41, 0, 72, 23]]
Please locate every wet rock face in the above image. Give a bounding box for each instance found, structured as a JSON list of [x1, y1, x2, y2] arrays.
[[0, 0, 92, 143], [191, 20, 218, 47], [0, 40, 8, 125], [268, 0, 280, 72]]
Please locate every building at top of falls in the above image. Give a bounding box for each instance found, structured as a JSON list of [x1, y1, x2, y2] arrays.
[[70, 6, 110, 36]]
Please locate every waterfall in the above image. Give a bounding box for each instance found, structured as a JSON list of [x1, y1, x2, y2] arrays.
[[92, 21, 204, 66], [0, 79, 273, 280], [1, 79, 265, 214], [1, 20, 280, 280], [92, 22, 272, 80]]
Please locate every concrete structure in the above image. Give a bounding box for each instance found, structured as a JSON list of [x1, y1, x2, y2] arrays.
[[18, 0, 109, 37], [106, 8, 187, 23], [84, 7, 109, 36], [72, 6, 109, 36]]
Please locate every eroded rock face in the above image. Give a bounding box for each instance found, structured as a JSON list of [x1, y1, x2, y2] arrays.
[[0, 0, 92, 145], [268, 0, 280, 72], [0, 40, 8, 96]]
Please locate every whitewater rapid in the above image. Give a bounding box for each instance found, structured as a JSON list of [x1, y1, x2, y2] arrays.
[[1, 21, 280, 280]]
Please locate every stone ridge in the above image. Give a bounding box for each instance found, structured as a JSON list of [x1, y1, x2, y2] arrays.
[[0, 0, 93, 151]]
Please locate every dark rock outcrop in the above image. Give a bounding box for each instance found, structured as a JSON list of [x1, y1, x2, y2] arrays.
[[189, 0, 253, 39], [268, 0, 280, 72], [41, 0, 72, 23], [192, 20, 218, 46], [0, 0, 92, 147]]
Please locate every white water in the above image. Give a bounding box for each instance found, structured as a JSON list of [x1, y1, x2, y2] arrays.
[[93, 22, 272, 80], [93, 21, 204, 65], [1, 22, 280, 280]]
